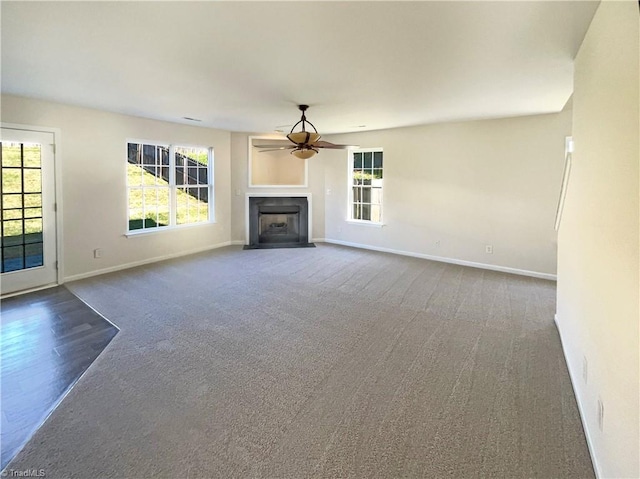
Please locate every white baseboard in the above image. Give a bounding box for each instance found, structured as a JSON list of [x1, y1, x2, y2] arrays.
[[554, 314, 601, 478], [312, 237, 326, 243], [230, 240, 245, 246], [324, 238, 556, 280], [64, 241, 234, 282]]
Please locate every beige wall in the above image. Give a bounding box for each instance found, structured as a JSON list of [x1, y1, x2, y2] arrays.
[[251, 152, 306, 186], [324, 110, 572, 277], [1, 94, 232, 280], [230, 132, 325, 243], [556, 1, 639, 477]]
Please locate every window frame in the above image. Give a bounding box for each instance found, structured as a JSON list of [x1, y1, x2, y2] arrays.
[[347, 147, 384, 225], [125, 139, 214, 236]]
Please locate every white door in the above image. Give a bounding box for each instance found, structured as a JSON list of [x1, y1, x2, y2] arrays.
[[1, 128, 57, 295]]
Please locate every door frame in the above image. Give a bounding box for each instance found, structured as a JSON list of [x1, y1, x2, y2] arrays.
[[1, 122, 64, 293]]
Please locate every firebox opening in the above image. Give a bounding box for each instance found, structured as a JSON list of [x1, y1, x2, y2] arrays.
[[259, 212, 300, 244]]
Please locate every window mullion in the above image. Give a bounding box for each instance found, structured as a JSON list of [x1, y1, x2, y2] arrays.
[[208, 147, 214, 222], [169, 145, 177, 227], [349, 152, 355, 220]]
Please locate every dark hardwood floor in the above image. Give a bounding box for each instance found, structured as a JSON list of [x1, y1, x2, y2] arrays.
[[1, 286, 118, 470]]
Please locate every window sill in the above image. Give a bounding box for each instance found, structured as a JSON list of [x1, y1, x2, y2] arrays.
[[345, 220, 385, 228], [125, 221, 216, 237]]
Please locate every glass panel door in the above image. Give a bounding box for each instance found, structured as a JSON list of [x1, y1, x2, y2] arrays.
[[1, 129, 57, 295]]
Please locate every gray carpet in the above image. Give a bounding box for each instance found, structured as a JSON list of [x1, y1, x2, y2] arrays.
[[6, 244, 594, 478]]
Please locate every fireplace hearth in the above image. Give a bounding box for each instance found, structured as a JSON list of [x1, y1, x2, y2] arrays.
[[245, 196, 315, 249]]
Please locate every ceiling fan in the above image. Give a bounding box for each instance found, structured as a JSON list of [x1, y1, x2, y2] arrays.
[[254, 105, 356, 159]]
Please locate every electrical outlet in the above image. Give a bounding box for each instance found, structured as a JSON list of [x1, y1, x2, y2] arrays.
[[485, 245, 493, 254], [597, 398, 604, 431], [94, 248, 102, 259], [583, 356, 588, 384]]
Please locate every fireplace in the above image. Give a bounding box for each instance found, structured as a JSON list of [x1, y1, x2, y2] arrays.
[[245, 196, 314, 249]]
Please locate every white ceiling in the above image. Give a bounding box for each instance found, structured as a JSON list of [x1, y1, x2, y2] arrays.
[[1, 1, 598, 134]]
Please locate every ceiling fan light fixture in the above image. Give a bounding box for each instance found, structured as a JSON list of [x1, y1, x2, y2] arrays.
[[292, 148, 317, 160], [287, 131, 321, 145]]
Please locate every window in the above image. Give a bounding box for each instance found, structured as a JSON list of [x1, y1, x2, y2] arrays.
[[350, 149, 383, 223], [127, 142, 212, 232], [1, 141, 45, 272]]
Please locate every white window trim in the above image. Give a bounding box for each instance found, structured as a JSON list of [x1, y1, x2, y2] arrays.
[[125, 139, 215, 236], [347, 147, 384, 225], [345, 219, 385, 228]]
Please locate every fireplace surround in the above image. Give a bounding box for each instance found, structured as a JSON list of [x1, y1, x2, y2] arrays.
[[245, 196, 314, 249]]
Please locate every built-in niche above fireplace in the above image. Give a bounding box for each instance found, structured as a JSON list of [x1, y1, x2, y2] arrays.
[[249, 136, 308, 187], [244, 196, 315, 249]]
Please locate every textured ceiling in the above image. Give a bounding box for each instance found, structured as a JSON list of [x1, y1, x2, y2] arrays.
[[1, 1, 599, 134]]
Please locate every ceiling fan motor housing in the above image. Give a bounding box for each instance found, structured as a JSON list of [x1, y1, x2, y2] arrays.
[[287, 104, 321, 146]]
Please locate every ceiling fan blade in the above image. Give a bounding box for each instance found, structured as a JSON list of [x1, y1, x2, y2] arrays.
[[255, 145, 296, 151], [313, 140, 358, 149], [259, 149, 297, 153]]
